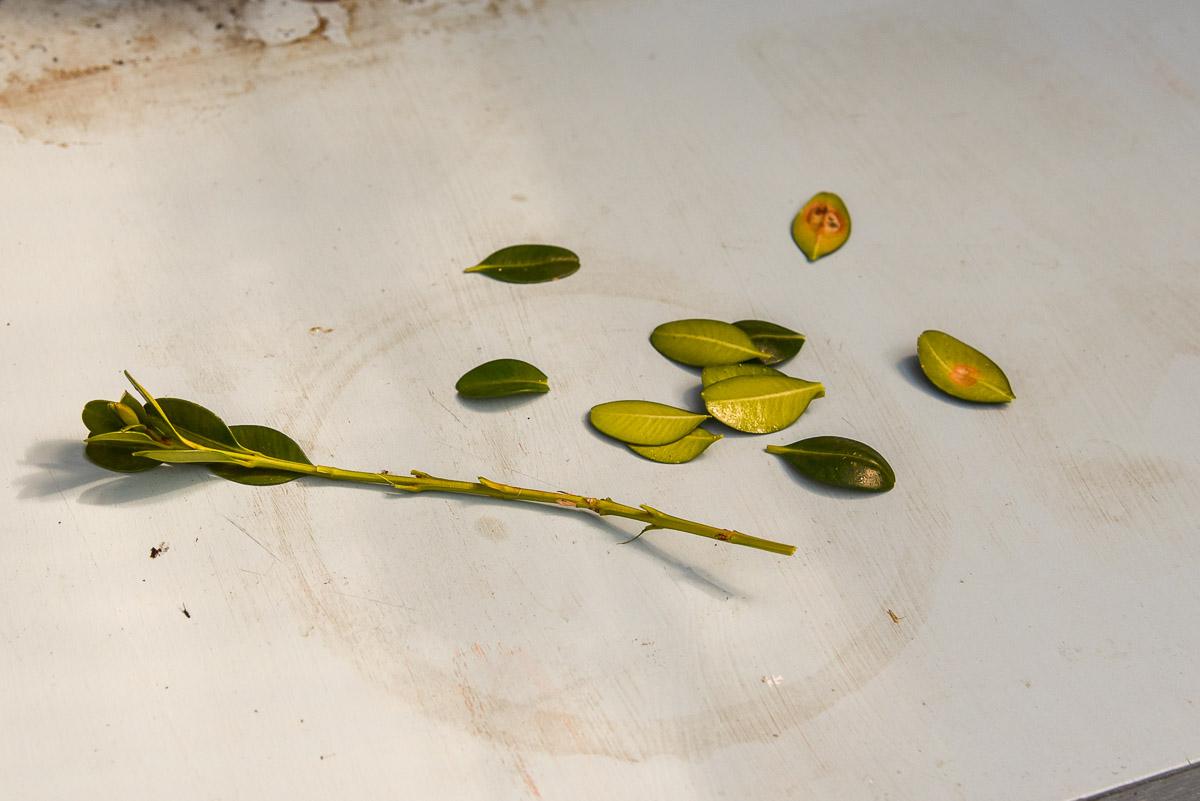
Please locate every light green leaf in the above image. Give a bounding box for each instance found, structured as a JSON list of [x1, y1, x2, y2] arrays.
[[701, 374, 825, 434], [85, 430, 168, 449], [628, 428, 722, 464], [700, 363, 783, 389], [455, 359, 549, 398], [733, 320, 806, 365], [589, 400, 708, 445], [211, 424, 312, 486], [916, 330, 1015, 403], [135, 449, 250, 465], [791, 192, 851, 262], [84, 443, 160, 473], [82, 400, 123, 435], [649, 319, 769, 367], [464, 244, 580, 284], [766, 436, 895, 492], [119, 392, 152, 427]]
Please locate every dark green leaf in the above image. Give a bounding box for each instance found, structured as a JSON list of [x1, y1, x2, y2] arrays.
[[85, 443, 160, 473], [211, 424, 312, 486], [649, 319, 770, 366], [628, 428, 722, 464], [82, 400, 123, 435], [148, 398, 247, 451], [733, 320, 806, 365], [464, 244, 580, 284], [455, 359, 549, 398], [767, 436, 895, 492]]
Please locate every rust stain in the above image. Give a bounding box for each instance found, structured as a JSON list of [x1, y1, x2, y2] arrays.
[[0, 0, 548, 141]]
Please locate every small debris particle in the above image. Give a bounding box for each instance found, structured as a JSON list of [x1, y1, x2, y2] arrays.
[[181, 604, 191, 619], [308, 326, 334, 334], [887, 609, 903, 624], [149, 542, 169, 559], [761, 675, 784, 686]]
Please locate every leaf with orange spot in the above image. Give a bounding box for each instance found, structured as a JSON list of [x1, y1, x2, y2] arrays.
[[791, 192, 851, 262], [916, 330, 1015, 403]]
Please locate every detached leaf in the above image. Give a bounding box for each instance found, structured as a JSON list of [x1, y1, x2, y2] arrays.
[[700, 363, 782, 389], [82, 400, 124, 435], [455, 359, 549, 398], [767, 436, 895, 492], [791, 192, 851, 262], [212, 424, 312, 486], [916, 330, 1015, 403], [628, 428, 722, 464], [84, 443, 160, 473], [649, 319, 769, 367], [701, 374, 825, 434], [589, 400, 708, 445], [733, 320, 806, 365], [464, 244, 580, 284]]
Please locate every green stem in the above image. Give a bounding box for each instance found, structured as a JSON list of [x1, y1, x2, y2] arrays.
[[251, 455, 796, 556]]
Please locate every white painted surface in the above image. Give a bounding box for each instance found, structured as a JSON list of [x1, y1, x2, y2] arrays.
[[2, 1, 1198, 799]]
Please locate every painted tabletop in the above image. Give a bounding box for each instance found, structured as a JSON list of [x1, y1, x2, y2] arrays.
[[2, 1, 1198, 799]]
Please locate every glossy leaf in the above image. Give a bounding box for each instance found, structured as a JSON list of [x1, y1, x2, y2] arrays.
[[766, 436, 895, 492], [791, 192, 851, 262], [134, 449, 249, 465], [85, 443, 160, 473], [628, 428, 722, 464], [701, 374, 825, 434], [916, 330, 1015, 403], [119, 392, 152, 427], [589, 400, 708, 445], [464, 244, 580, 284], [455, 359, 549, 398], [649, 319, 769, 367], [82, 400, 124, 435], [733, 320, 806, 365], [700, 363, 782, 389], [211, 424, 312, 486]]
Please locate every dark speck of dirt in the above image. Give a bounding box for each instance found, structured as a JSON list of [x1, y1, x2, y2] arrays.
[[149, 541, 169, 558], [181, 604, 191, 619]]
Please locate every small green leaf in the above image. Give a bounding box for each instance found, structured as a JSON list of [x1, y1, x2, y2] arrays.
[[82, 400, 124, 435], [589, 400, 708, 445], [916, 330, 1015, 403], [791, 192, 851, 262], [455, 359, 550, 398], [119, 392, 151, 427], [700, 363, 783, 389], [151, 398, 245, 451], [649, 319, 769, 367], [85, 431, 169, 449], [464, 244, 580, 284], [766, 436, 895, 492], [211, 424, 312, 485], [701, 374, 825, 434], [733, 320, 806, 365], [628, 428, 722, 464], [134, 449, 250, 465], [84, 443, 160, 473]]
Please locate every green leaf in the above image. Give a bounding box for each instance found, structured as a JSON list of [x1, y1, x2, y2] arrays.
[[733, 320, 806, 365], [455, 359, 550, 398], [791, 192, 851, 262], [82, 400, 123, 435], [628, 428, 722, 464], [916, 330, 1015, 403], [147, 398, 249, 451], [134, 449, 250, 465], [700, 363, 782, 389], [767, 436, 895, 492], [649, 319, 769, 367], [123, 371, 185, 442], [464, 244, 580, 284], [211, 424, 312, 486], [119, 392, 151, 426], [589, 400, 708, 445], [84, 443, 160, 473], [701, 374, 825, 434], [85, 430, 169, 449]]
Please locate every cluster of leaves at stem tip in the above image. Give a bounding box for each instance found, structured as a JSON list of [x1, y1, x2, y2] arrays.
[[82, 372, 797, 557]]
